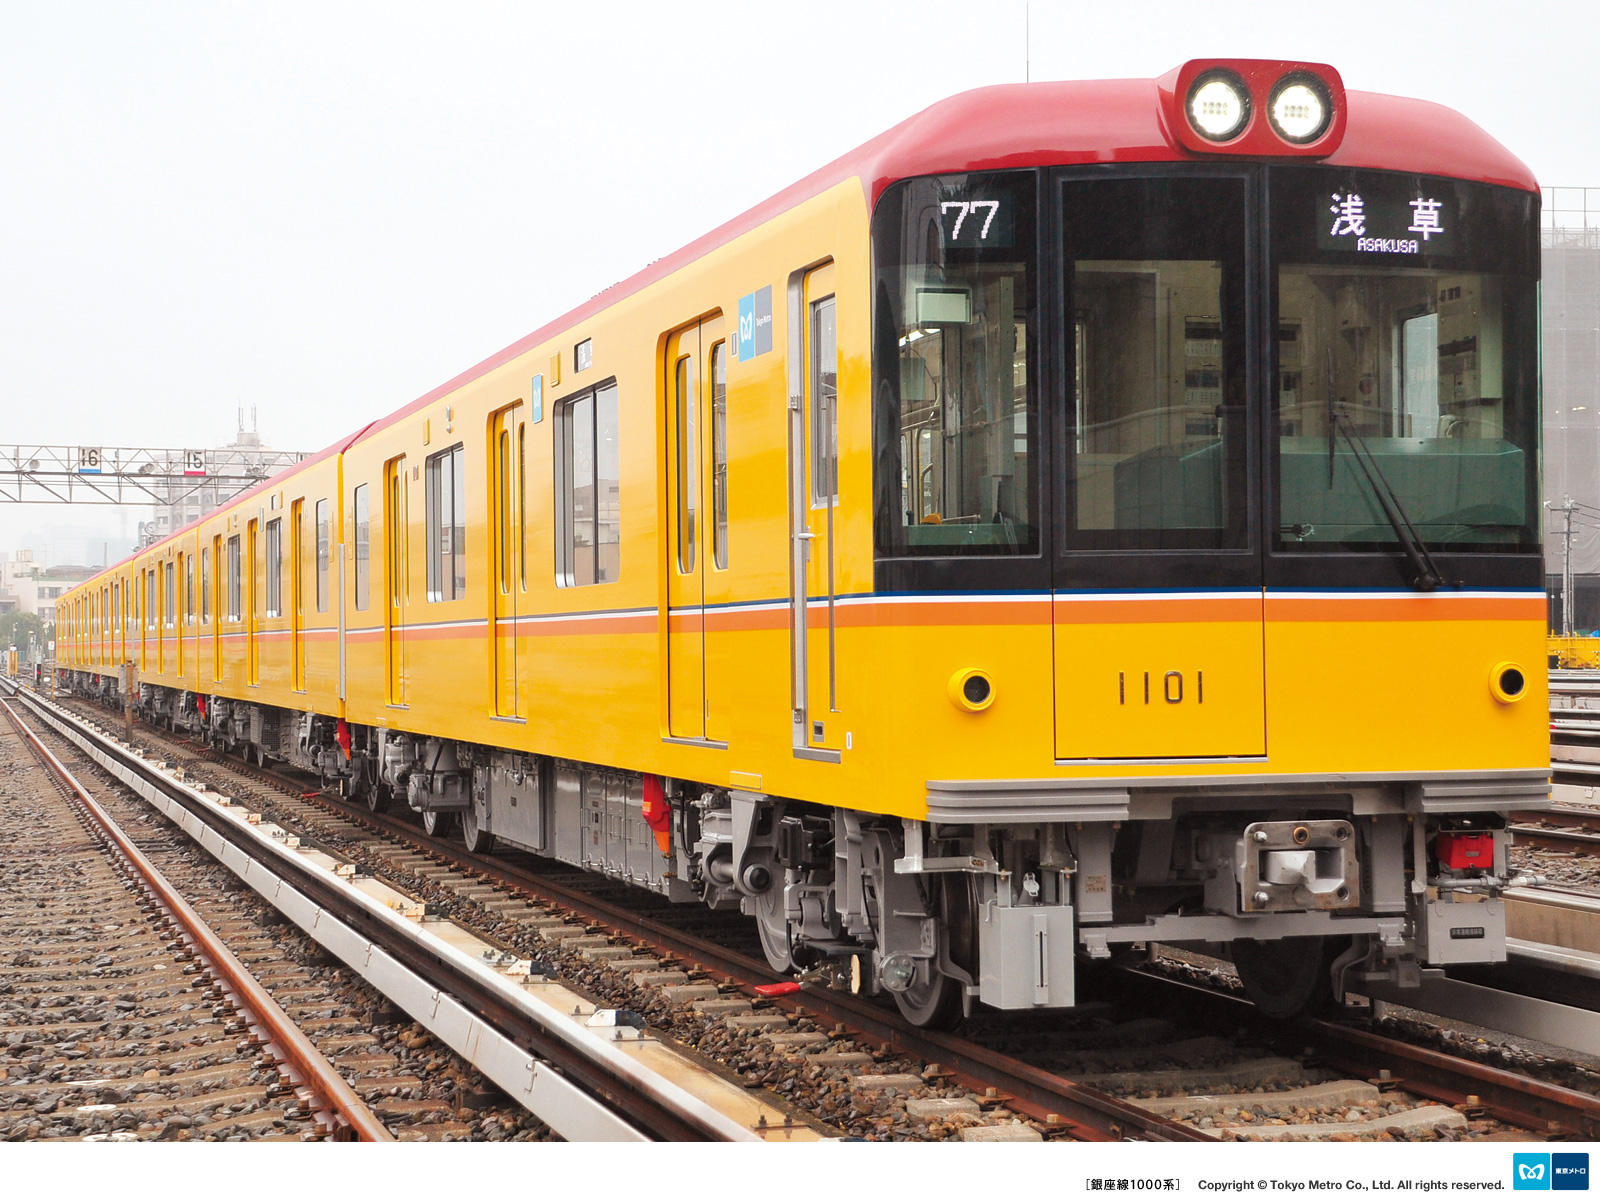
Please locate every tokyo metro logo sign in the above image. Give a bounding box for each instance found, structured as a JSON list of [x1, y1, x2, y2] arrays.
[[1515, 1153, 1590, 1191]]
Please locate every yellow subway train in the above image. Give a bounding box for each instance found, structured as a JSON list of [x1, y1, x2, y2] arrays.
[[59, 59, 1549, 1024]]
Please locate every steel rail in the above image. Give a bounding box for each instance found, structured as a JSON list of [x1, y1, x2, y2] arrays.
[[0, 695, 394, 1142], [314, 793, 1209, 1141]]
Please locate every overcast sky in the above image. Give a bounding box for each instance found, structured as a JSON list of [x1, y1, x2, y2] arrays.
[[3, 0, 1594, 561]]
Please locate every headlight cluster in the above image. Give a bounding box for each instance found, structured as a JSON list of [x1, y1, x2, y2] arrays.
[[1172, 61, 1340, 153]]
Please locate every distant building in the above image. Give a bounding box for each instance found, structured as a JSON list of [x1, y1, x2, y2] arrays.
[[0, 550, 94, 618], [1543, 188, 1600, 630]]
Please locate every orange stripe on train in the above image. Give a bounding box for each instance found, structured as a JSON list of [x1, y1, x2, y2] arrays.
[[1265, 595, 1545, 622]]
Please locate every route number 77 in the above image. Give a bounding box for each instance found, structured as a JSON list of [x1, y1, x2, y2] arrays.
[[941, 200, 1000, 239]]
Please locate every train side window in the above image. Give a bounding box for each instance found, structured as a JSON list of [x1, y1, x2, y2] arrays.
[[675, 354, 697, 572], [425, 444, 466, 601], [518, 423, 527, 592], [315, 499, 330, 613], [146, 570, 157, 630], [227, 535, 242, 621], [353, 484, 370, 611], [449, 446, 465, 598], [184, 554, 195, 626], [201, 546, 211, 623], [811, 298, 838, 505], [496, 428, 512, 592], [711, 341, 729, 569], [164, 561, 175, 628], [290, 500, 303, 618], [265, 518, 282, 618], [556, 381, 620, 587]]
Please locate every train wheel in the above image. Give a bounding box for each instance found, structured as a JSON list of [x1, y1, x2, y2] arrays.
[[461, 805, 495, 855], [744, 875, 795, 972], [892, 964, 963, 1028], [359, 771, 387, 814], [421, 808, 455, 839], [892, 877, 975, 1029], [1231, 936, 1338, 1019]]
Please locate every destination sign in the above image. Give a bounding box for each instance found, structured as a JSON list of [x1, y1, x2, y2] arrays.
[[1317, 176, 1457, 257]]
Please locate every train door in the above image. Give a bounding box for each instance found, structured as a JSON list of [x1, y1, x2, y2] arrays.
[[788, 263, 845, 759], [290, 500, 304, 691], [1053, 172, 1264, 759], [174, 557, 183, 677], [664, 316, 726, 741], [142, 568, 152, 672], [490, 408, 521, 718], [210, 538, 221, 681], [247, 520, 260, 685], [385, 456, 408, 706], [184, 554, 195, 679], [155, 562, 165, 675]]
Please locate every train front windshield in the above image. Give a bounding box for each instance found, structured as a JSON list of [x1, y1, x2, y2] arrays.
[[871, 167, 1541, 582], [1270, 169, 1540, 558]]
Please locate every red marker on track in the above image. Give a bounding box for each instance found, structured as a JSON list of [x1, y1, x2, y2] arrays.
[[752, 981, 802, 998]]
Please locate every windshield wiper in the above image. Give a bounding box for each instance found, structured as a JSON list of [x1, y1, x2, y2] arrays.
[[1329, 408, 1448, 592]]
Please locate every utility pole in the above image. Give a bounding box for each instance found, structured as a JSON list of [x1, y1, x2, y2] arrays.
[[1562, 494, 1576, 636]]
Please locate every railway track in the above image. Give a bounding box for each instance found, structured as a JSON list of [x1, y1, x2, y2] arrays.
[[24, 683, 1600, 1142], [0, 692, 567, 1141], [1549, 669, 1600, 785], [1510, 812, 1600, 856], [0, 697, 383, 1141], [1, 679, 818, 1141]]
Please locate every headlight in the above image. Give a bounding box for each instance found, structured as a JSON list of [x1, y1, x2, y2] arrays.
[[1268, 74, 1333, 144], [1186, 71, 1250, 142]]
